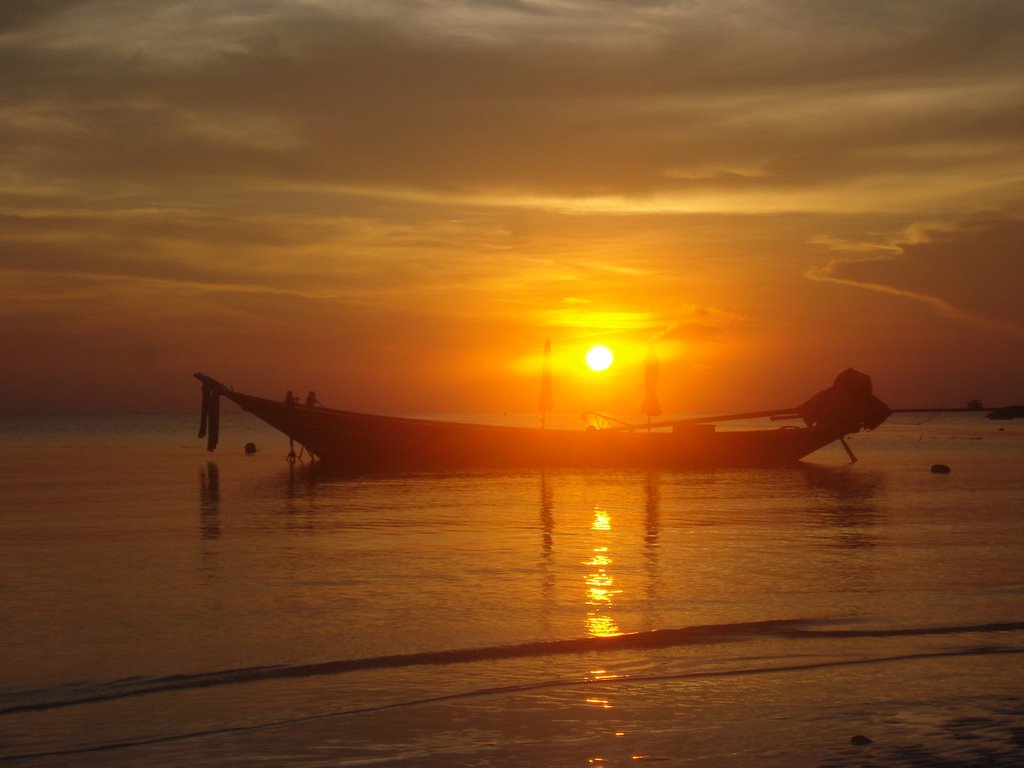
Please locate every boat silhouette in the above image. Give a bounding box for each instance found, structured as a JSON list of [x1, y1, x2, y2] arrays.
[[196, 368, 892, 471]]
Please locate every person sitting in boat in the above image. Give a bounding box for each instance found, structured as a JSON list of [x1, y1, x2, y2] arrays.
[[305, 391, 320, 407], [284, 390, 297, 406]]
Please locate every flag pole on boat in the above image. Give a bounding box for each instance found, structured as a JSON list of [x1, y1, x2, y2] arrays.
[[539, 338, 553, 429], [642, 344, 661, 432]]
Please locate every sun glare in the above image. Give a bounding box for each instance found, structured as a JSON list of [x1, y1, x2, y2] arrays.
[[585, 345, 614, 371]]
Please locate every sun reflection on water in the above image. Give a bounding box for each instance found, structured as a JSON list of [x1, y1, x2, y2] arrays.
[[584, 505, 622, 637]]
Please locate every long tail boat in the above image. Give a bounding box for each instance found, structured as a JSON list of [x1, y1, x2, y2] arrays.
[[195, 369, 893, 470]]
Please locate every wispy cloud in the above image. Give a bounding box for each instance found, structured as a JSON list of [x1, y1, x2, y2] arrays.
[[3, 1, 1023, 211], [807, 220, 1024, 338]]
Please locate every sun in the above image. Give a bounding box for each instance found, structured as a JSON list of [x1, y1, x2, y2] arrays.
[[585, 345, 614, 371]]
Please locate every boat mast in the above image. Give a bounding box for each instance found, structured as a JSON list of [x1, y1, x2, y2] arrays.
[[539, 339, 553, 429]]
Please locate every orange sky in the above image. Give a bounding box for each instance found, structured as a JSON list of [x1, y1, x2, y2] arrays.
[[1, 1, 1023, 416]]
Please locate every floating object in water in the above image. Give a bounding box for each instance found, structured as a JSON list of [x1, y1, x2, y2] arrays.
[[244, 442, 257, 455], [850, 734, 873, 746], [930, 463, 951, 474]]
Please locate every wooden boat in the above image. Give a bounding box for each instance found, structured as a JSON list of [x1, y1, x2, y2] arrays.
[[195, 369, 892, 471]]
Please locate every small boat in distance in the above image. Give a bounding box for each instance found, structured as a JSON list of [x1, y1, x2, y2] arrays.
[[195, 369, 893, 471]]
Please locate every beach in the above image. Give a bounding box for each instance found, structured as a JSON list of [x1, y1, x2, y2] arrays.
[[1, 412, 1022, 766]]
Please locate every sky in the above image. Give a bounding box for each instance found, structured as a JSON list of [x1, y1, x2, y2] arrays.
[[2, 0, 1023, 417]]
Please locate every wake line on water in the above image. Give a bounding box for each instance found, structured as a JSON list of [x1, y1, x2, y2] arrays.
[[2, 620, 1022, 717], [2, 645, 1022, 764]]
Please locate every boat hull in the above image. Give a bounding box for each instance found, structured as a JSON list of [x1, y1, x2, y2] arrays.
[[223, 390, 842, 471]]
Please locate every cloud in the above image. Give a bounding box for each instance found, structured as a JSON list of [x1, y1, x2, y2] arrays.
[[2, 1, 1024, 411], [0, 0, 88, 33], [807, 217, 1024, 338], [1, 0, 1022, 213]]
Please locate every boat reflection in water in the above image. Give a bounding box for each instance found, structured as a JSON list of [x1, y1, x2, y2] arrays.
[[198, 461, 221, 540], [256, 458, 887, 645]]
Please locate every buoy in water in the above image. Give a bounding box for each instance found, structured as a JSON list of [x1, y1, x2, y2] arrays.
[[930, 463, 951, 474], [850, 734, 873, 746], [244, 442, 257, 455]]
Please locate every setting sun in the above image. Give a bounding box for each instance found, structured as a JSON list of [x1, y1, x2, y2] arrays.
[[585, 345, 614, 371]]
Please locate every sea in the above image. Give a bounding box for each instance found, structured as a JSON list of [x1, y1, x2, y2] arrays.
[[1, 410, 1022, 767]]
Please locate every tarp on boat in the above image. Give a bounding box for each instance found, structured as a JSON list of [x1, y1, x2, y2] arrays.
[[797, 368, 891, 434]]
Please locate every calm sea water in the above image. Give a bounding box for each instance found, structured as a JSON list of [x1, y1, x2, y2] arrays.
[[1, 411, 1022, 767]]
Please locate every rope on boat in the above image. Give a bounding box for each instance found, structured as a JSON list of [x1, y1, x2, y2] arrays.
[[197, 382, 220, 452], [198, 385, 209, 438]]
